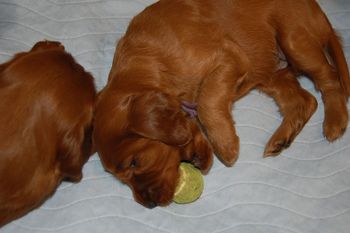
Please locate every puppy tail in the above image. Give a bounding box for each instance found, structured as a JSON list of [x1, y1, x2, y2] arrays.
[[328, 32, 350, 99]]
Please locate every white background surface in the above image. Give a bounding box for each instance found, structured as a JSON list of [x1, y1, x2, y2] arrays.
[[0, 0, 350, 232]]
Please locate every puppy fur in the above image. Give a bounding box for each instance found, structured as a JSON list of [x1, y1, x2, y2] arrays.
[[0, 41, 96, 226], [94, 0, 350, 207]]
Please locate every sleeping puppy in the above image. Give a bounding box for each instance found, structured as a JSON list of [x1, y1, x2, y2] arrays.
[[94, 89, 213, 207], [0, 41, 96, 226], [94, 0, 350, 207]]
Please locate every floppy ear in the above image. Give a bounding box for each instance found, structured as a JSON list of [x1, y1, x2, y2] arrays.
[[58, 124, 93, 182], [128, 91, 192, 146]]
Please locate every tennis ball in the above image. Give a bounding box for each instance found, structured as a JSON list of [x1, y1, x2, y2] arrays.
[[173, 162, 204, 204]]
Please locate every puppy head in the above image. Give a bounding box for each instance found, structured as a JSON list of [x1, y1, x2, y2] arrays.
[[30, 40, 65, 52], [106, 137, 181, 207], [101, 134, 212, 208], [94, 90, 213, 207]]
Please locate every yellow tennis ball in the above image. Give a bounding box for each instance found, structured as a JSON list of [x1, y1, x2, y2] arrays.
[[173, 162, 204, 204]]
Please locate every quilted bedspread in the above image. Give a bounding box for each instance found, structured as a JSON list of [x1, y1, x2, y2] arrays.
[[1, 0, 350, 232]]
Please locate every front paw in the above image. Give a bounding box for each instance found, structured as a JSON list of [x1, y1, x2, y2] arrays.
[[181, 127, 214, 174], [211, 134, 240, 167], [192, 139, 213, 174]]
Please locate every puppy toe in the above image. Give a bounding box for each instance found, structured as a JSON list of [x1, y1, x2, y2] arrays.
[[264, 138, 291, 157], [323, 114, 348, 142]]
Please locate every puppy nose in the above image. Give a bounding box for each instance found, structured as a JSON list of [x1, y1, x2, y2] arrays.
[[145, 201, 157, 209]]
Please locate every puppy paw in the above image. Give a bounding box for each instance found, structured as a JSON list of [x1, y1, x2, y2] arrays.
[[263, 111, 314, 157], [192, 136, 213, 174], [264, 138, 291, 157], [323, 112, 348, 142], [323, 97, 349, 141], [181, 125, 214, 174], [192, 153, 212, 174], [263, 124, 296, 157], [213, 135, 240, 167]]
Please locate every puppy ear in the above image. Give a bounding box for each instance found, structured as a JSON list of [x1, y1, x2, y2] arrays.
[[128, 91, 192, 146], [58, 124, 93, 182]]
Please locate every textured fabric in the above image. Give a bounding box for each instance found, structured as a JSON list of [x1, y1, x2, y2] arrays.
[[0, 0, 349, 232]]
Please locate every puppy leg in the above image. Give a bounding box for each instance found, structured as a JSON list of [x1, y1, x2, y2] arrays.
[[279, 32, 348, 141], [197, 59, 250, 166], [259, 68, 317, 156]]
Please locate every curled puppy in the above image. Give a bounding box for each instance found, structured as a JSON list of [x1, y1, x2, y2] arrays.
[[94, 0, 349, 206], [0, 41, 96, 226]]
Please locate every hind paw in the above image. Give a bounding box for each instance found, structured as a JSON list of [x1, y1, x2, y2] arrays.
[[323, 115, 348, 141], [264, 137, 292, 157]]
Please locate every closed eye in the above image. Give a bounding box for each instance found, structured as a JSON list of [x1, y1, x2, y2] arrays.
[[116, 157, 138, 171], [130, 158, 137, 168]]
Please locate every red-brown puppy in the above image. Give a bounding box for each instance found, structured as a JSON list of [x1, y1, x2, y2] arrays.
[[94, 0, 350, 207], [0, 41, 96, 226], [94, 84, 213, 207], [95, 88, 213, 207]]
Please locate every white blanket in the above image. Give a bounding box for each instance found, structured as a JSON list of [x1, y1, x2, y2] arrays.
[[1, 0, 349, 232]]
